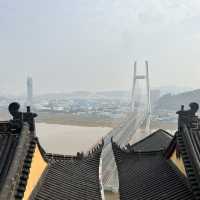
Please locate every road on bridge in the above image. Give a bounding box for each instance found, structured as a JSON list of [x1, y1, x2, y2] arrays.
[[102, 111, 149, 190]]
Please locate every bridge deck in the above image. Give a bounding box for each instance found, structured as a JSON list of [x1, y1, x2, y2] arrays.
[[102, 111, 150, 190]]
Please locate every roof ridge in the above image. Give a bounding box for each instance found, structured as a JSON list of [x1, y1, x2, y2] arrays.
[[15, 137, 37, 200], [131, 129, 172, 148], [111, 138, 163, 155], [177, 127, 200, 199], [46, 139, 104, 162], [164, 133, 177, 158]]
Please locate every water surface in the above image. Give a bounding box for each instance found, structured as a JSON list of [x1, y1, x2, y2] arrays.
[[36, 123, 112, 155]]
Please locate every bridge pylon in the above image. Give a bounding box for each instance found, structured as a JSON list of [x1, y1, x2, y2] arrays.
[[131, 61, 151, 133]]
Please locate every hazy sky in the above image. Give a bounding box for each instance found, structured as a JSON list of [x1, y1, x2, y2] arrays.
[[0, 0, 200, 95]]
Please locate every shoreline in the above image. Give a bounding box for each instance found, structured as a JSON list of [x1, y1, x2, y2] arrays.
[[36, 119, 116, 128], [36, 111, 120, 128]]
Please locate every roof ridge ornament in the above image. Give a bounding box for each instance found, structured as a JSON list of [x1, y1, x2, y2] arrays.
[[8, 102, 37, 133], [86, 138, 104, 158], [176, 102, 199, 130]]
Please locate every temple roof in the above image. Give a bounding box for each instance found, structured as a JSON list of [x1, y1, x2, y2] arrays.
[[112, 141, 195, 200], [31, 142, 103, 200], [111, 104, 200, 200], [15, 137, 37, 199], [132, 129, 173, 151], [2, 102, 200, 200], [0, 104, 104, 200], [0, 131, 19, 191], [175, 124, 200, 199], [14, 137, 104, 200], [0, 122, 35, 200]]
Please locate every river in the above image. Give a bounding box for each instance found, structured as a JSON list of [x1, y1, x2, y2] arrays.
[[35, 123, 112, 155]]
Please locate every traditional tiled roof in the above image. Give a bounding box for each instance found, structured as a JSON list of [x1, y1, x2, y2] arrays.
[[0, 122, 10, 133], [0, 121, 33, 200], [111, 103, 200, 200], [12, 133, 104, 200], [112, 141, 195, 200], [132, 129, 172, 151], [15, 137, 37, 199], [0, 103, 104, 200], [1, 128, 104, 200], [31, 142, 104, 200], [0, 131, 19, 191], [175, 119, 200, 199]]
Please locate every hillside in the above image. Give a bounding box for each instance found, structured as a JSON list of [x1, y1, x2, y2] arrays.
[[155, 89, 200, 111]]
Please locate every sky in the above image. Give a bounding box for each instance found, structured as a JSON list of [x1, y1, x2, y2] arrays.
[[0, 0, 200, 95]]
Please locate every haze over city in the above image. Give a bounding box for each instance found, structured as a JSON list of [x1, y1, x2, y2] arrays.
[[1, 1, 200, 200], [0, 0, 200, 95]]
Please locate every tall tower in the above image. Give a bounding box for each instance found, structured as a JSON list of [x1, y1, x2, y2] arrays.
[[131, 61, 151, 134], [131, 61, 151, 114], [27, 77, 33, 107]]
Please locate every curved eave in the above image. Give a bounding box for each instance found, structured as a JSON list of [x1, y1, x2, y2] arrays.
[[46, 139, 104, 162], [177, 125, 200, 199], [15, 138, 37, 199], [165, 133, 177, 159], [0, 133, 19, 191]]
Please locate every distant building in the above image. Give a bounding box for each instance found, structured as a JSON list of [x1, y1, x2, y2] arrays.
[[27, 77, 33, 106]]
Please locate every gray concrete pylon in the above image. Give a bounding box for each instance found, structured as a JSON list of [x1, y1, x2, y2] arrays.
[[145, 61, 151, 116], [131, 61, 137, 112], [131, 61, 151, 117], [145, 61, 151, 134]]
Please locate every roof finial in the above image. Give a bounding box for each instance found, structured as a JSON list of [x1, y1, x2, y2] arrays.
[[177, 102, 199, 130], [8, 102, 37, 133]]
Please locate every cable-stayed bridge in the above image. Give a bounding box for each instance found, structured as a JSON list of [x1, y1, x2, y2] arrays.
[[102, 61, 151, 191]]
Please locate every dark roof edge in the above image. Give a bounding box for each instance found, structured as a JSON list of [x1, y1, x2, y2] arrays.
[[0, 121, 9, 132], [111, 139, 164, 155], [132, 129, 173, 148], [0, 124, 31, 200], [46, 139, 104, 161], [177, 126, 200, 199], [15, 137, 37, 200], [87, 139, 104, 156], [165, 133, 177, 159]]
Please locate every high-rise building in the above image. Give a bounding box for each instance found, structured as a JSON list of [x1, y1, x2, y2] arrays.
[[27, 77, 33, 106]]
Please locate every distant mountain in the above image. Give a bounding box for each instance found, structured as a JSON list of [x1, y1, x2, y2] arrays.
[[95, 91, 130, 98], [34, 90, 131, 100], [70, 91, 92, 97], [154, 86, 192, 96], [155, 89, 200, 111]]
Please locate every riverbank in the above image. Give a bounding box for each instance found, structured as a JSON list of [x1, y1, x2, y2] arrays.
[[36, 111, 120, 128], [0, 110, 120, 128]]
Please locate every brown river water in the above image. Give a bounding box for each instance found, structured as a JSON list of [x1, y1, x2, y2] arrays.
[[35, 123, 112, 155]]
